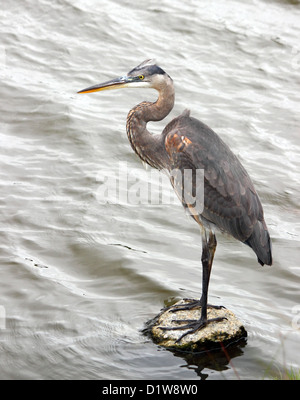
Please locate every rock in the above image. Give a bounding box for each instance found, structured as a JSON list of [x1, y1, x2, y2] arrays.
[[144, 299, 247, 352]]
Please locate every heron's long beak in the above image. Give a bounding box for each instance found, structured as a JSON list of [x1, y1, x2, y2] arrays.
[[78, 76, 134, 94]]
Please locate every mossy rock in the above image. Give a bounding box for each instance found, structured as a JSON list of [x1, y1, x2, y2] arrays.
[[144, 299, 247, 352]]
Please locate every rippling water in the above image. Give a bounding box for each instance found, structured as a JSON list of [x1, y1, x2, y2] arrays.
[[0, 0, 299, 380]]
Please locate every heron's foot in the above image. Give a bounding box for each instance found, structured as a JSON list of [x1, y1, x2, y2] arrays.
[[160, 316, 227, 343], [168, 299, 225, 313], [207, 304, 226, 310], [168, 299, 201, 312]]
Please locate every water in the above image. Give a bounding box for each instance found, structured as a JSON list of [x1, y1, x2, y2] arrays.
[[0, 0, 299, 380]]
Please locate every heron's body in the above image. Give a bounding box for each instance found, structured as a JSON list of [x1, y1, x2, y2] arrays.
[[164, 112, 271, 266], [78, 60, 272, 341]]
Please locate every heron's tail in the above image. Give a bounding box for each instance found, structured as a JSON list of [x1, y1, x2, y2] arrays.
[[244, 220, 272, 266]]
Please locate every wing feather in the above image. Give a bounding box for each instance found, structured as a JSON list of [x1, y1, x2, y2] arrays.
[[164, 115, 264, 242]]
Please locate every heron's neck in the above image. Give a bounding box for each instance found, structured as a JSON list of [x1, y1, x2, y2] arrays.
[[126, 80, 175, 169]]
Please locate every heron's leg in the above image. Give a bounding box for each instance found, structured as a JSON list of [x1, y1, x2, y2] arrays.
[[160, 229, 226, 342], [198, 229, 211, 321], [199, 231, 222, 309], [169, 230, 223, 312]]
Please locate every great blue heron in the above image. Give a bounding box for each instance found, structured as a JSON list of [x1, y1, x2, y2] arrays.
[[78, 59, 272, 342]]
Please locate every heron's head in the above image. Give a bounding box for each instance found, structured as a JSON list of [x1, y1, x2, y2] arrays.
[[78, 59, 172, 94]]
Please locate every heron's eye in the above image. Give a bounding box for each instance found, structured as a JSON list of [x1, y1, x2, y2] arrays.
[[139, 75, 145, 80]]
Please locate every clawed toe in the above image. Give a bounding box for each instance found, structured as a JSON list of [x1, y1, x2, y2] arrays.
[[160, 318, 198, 330], [168, 301, 225, 313], [159, 316, 227, 343], [169, 300, 201, 313], [207, 304, 226, 310]]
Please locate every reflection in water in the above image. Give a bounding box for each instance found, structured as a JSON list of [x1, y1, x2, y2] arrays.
[[172, 338, 247, 380]]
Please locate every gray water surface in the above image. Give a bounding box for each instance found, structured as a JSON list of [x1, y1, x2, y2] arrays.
[[0, 0, 299, 380]]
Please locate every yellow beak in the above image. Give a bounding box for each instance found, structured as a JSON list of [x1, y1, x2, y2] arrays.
[[78, 76, 134, 94]]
